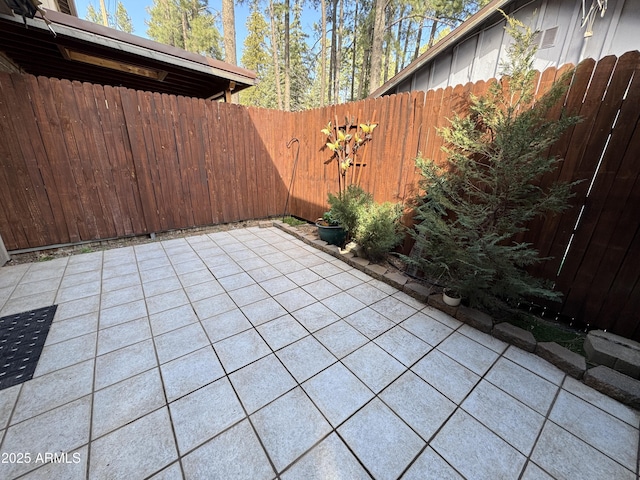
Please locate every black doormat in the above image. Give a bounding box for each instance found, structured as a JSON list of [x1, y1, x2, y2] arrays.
[[0, 305, 57, 391]]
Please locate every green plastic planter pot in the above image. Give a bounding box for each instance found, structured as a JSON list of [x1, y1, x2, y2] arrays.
[[316, 222, 347, 247]]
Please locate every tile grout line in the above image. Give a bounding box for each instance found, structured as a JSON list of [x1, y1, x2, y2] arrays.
[[83, 251, 106, 480], [516, 373, 567, 479]]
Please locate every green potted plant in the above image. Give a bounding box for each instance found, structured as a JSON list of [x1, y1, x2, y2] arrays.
[[316, 211, 347, 246]]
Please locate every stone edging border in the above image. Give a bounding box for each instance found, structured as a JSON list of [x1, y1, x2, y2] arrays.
[[268, 220, 640, 410]]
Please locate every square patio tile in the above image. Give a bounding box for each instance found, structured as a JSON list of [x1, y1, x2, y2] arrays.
[[327, 271, 363, 290], [12, 360, 94, 424], [457, 324, 508, 354], [146, 289, 189, 315], [274, 288, 317, 313], [56, 281, 101, 303], [241, 297, 288, 326], [89, 407, 177, 480], [400, 312, 453, 346], [214, 329, 271, 373], [183, 280, 226, 304], [281, 433, 371, 480], [503, 346, 565, 386], [201, 308, 253, 343], [348, 282, 389, 305], [229, 354, 297, 413], [431, 409, 526, 480], [217, 272, 255, 292], [149, 304, 198, 336], [92, 368, 165, 438], [375, 326, 431, 366], [1, 291, 57, 316], [436, 332, 499, 376], [99, 299, 148, 328], [276, 336, 336, 383], [549, 390, 638, 470], [342, 342, 405, 393], [296, 254, 325, 268], [309, 262, 345, 278], [338, 398, 424, 480], [210, 261, 244, 278], [302, 362, 373, 427], [0, 397, 91, 479], [178, 269, 216, 288], [343, 307, 395, 339], [94, 339, 157, 390], [273, 259, 305, 275], [412, 349, 480, 404], [257, 315, 308, 351], [139, 267, 175, 285], [237, 257, 269, 271], [54, 295, 100, 323], [562, 376, 640, 427], [100, 285, 144, 310], [313, 320, 368, 358], [292, 302, 340, 332], [402, 447, 464, 480], [260, 275, 298, 296], [286, 269, 322, 287], [33, 332, 97, 376], [10, 278, 58, 300], [251, 387, 332, 472], [485, 357, 559, 415], [154, 323, 210, 364], [182, 419, 274, 480], [301, 278, 342, 300], [531, 421, 635, 480], [169, 377, 245, 454], [247, 265, 283, 283], [142, 276, 182, 298], [370, 296, 418, 323], [138, 256, 171, 272], [172, 259, 207, 276], [380, 371, 456, 441], [192, 292, 236, 320], [322, 292, 366, 318], [421, 306, 462, 329], [160, 346, 224, 402], [462, 380, 545, 455], [228, 284, 269, 307]]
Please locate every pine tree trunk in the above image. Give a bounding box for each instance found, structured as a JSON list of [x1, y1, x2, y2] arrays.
[[320, 0, 327, 107], [222, 0, 236, 64], [413, 17, 424, 60], [320, 0, 327, 106], [328, 0, 337, 104], [369, 0, 386, 94], [284, 0, 290, 111], [350, 2, 358, 101], [269, 0, 283, 110], [182, 11, 189, 51], [334, 0, 343, 103]]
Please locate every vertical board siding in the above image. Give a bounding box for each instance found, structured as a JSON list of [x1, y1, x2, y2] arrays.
[[0, 53, 639, 338]]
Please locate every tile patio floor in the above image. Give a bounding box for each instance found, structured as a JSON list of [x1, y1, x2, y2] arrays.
[[0, 226, 638, 479]]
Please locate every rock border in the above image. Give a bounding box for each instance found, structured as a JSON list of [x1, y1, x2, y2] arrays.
[[271, 220, 640, 411]]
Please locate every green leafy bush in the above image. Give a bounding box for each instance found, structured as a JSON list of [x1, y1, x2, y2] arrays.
[[327, 185, 372, 238], [355, 201, 404, 261]]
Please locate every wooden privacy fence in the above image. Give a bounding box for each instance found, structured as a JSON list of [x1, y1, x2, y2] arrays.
[[0, 51, 638, 339], [0, 74, 289, 250]]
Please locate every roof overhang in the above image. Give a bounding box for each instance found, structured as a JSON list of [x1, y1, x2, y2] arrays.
[[370, 0, 512, 98], [0, 8, 257, 99]]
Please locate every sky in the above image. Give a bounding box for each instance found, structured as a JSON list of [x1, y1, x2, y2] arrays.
[[74, 0, 319, 61]]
